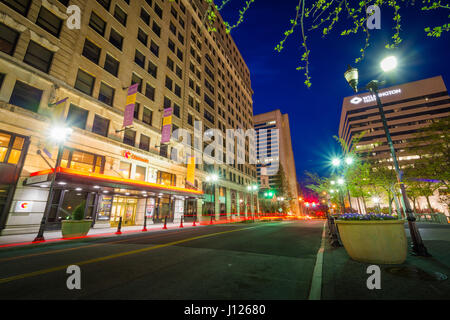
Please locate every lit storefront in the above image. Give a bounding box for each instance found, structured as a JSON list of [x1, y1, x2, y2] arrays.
[[0, 130, 30, 230], [25, 160, 203, 229]]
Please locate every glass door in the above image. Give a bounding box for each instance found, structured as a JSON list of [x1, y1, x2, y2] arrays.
[[111, 196, 137, 226]]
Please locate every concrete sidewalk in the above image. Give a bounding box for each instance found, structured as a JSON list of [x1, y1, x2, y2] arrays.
[[322, 223, 450, 299], [0, 221, 208, 246]]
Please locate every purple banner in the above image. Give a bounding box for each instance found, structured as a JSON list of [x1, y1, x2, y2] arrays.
[[123, 104, 135, 127], [128, 83, 139, 95], [164, 107, 173, 117], [161, 125, 172, 144]]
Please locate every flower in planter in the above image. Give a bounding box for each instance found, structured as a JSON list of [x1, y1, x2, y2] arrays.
[[336, 213, 397, 220]]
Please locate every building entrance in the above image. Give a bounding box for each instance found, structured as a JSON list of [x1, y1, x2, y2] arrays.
[[110, 196, 137, 226]]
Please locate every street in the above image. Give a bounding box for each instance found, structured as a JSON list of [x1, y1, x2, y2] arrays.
[[0, 220, 325, 300]]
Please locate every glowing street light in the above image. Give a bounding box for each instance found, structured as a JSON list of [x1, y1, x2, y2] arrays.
[[337, 178, 345, 185], [345, 157, 354, 165], [380, 56, 398, 72], [332, 158, 341, 167]]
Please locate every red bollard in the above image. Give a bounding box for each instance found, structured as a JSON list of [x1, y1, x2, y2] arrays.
[[180, 217, 184, 228], [115, 216, 122, 235], [162, 216, 168, 230], [142, 215, 148, 232]]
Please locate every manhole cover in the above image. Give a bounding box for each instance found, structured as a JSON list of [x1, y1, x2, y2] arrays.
[[386, 266, 448, 281]]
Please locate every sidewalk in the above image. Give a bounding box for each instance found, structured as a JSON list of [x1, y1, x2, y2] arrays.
[[322, 223, 450, 299], [0, 221, 206, 247]]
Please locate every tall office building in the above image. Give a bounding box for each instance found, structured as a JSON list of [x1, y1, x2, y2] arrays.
[[0, 0, 258, 235], [339, 75, 449, 214], [254, 110, 299, 215]]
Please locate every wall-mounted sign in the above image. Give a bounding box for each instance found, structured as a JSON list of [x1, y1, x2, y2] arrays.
[[350, 89, 402, 104], [26, 174, 49, 185], [15, 201, 33, 213], [122, 150, 149, 164]]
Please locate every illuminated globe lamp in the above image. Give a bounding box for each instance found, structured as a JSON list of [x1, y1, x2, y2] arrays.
[[344, 65, 359, 92], [332, 158, 341, 167], [345, 156, 354, 165], [380, 56, 398, 73]]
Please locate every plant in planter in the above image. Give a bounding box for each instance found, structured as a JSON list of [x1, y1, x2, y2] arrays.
[[61, 201, 92, 238], [335, 213, 407, 264]]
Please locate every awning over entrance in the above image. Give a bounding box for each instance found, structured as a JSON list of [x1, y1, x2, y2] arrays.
[[26, 167, 203, 198]]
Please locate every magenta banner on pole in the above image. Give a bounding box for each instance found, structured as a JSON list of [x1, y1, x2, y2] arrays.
[[160, 107, 173, 144], [122, 83, 139, 127]]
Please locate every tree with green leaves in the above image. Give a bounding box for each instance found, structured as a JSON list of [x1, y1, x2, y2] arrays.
[[183, 0, 449, 87]]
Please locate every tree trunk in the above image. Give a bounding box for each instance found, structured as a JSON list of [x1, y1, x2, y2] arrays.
[[388, 196, 393, 215], [361, 196, 368, 213], [426, 196, 434, 213]]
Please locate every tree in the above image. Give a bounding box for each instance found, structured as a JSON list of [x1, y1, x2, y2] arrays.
[[190, 0, 450, 87]]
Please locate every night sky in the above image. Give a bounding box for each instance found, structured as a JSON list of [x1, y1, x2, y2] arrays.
[[220, 0, 450, 180]]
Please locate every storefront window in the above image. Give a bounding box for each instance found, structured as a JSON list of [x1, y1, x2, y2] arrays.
[[119, 161, 131, 178], [135, 165, 146, 181], [157, 171, 176, 186], [0, 132, 25, 164], [97, 195, 112, 221], [60, 148, 105, 173]]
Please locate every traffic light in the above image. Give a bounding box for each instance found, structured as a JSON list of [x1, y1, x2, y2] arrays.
[[264, 190, 275, 199]]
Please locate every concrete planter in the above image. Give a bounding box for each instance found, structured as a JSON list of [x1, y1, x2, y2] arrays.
[[335, 220, 407, 264], [61, 220, 92, 238]]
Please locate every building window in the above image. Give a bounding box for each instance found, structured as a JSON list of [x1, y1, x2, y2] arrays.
[[61, 147, 105, 173], [140, 8, 150, 25], [145, 84, 155, 101], [0, 23, 20, 55], [137, 28, 148, 45], [165, 76, 173, 90], [113, 5, 127, 26], [2, 0, 31, 16], [152, 21, 161, 37], [176, 65, 182, 79], [109, 29, 123, 50], [168, 39, 175, 53], [143, 107, 153, 126], [23, 41, 54, 73], [154, 4, 163, 18], [188, 114, 193, 126], [9, 81, 42, 113], [66, 104, 88, 130], [36, 6, 63, 37], [174, 84, 181, 97], [131, 73, 143, 93], [74, 69, 95, 96], [157, 171, 176, 186], [139, 134, 150, 152], [134, 49, 145, 68], [104, 54, 119, 76], [148, 60, 157, 78], [82, 38, 101, 64], [89, 12, 106, 36], [163, 97, 171, 109], [96, 0, 111, 11], [166, 57, 174, 71], [135, 165, 146, 181], [134, 103, 140, 119], [123, 129, 136, 146], [173, 104, 180, 118], [150, 40, 159, 57], [98, 82, 115, 106], [92, 114, 109, 137], [0, 131, 25, 165], [119, 161, 131, 178]]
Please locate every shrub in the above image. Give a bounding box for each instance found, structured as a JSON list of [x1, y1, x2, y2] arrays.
[[72, 201, 86, 220]]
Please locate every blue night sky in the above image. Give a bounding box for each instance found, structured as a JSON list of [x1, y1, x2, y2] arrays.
[[220, 0, 450, 181]]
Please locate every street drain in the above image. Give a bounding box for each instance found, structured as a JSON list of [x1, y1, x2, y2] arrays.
[[386, 266, 448, 281]]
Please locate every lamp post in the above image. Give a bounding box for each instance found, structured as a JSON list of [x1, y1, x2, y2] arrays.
[[205, 173, 218, 220], [344, 57, 430, 257], [247, 184, 259, 217], [332, 156, 354, 211], [34, 125, 73, 242]]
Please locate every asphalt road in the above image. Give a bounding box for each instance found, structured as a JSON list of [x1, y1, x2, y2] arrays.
[[0, 220, 325, 300]]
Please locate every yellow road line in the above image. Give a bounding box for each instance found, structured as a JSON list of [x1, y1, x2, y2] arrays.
[[0, 229, 188, 263], [0, 225, 258, 284]]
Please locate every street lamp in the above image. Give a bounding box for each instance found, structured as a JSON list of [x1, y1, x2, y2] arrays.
[[205, 173, 219, 220], [247, 184, 260, 216], [34, 125, 73, 242], [332, 158, 341, 167], [344, 58, 430, 257]]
